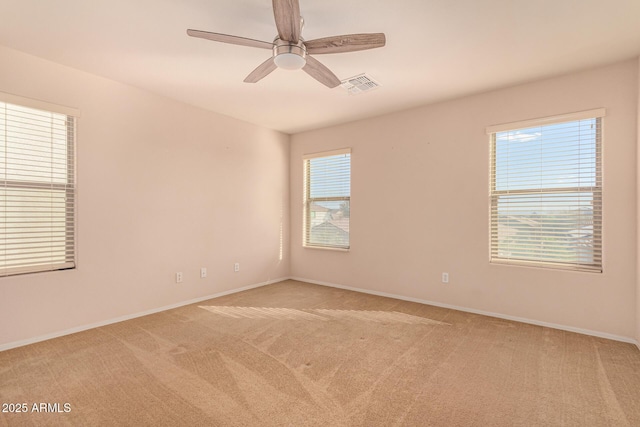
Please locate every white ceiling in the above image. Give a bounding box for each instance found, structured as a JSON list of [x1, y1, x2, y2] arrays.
[[1, 0, 639, 134]]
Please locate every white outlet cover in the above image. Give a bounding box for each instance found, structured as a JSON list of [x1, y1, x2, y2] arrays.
[[200, 268, 207, 278]]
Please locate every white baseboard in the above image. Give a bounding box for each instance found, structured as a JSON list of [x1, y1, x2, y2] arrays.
[[290, 276, 640, 347], [0, 277, 286, 352]]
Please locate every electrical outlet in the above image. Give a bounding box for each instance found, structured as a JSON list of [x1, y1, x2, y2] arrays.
[[442, 272, 449, 284], [176, 272, 183, 283], [200, 267, 207, 278], [234, 262, 240, 272]]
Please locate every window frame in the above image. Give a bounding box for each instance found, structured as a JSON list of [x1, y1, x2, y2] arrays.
[[0, 92, 78, 277], [303, 148, 351, 251], [487, 109, 604, 272]]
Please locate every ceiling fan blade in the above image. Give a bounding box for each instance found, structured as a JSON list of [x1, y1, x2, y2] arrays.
[[244, 58, 278, 83], [187, 29, 273, 50], [302, 56, 341, 88], [272, 0, 301, 43], [305, 33, 386, 55]]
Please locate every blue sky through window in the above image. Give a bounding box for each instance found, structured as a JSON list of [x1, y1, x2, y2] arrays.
[[309, 153, 351, 201], [495, 119, 597, 192]]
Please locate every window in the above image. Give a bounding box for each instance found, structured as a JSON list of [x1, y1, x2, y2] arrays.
[[0, 94, 77, 276], [303, 149, 351, 249], [487, 109, 603, 272]]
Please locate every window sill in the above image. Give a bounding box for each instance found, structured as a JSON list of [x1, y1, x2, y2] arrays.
[[303, 245, 350, 253], [490, 259, 602, 273]]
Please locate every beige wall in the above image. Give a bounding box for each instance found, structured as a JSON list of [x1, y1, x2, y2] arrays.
[[0, 46, 290, 348], [291, 60, 638, 340]]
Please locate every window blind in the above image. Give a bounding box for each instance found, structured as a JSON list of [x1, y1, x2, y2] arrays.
[[0, 99, 76, 276], [488, 110, 603, 272], [303, 149, 351, 249]]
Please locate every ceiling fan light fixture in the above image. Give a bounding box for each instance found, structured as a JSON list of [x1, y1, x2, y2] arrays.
[[273, 38, 307, 70], [274, 52, 306, 70]]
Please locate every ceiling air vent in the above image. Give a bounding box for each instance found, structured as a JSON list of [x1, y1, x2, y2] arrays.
[[340, 73, 381, 95]]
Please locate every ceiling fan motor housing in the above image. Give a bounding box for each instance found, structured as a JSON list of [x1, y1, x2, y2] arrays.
[[273, 38, 307, 70]]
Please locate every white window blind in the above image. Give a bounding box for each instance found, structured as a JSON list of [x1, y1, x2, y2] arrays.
[[303, 149, 351, 249], [488, 110, 603, 272], [0, 97, 76, 276]]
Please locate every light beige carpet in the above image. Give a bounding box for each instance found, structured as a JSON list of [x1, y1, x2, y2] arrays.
[[1, 279, 639, 426]]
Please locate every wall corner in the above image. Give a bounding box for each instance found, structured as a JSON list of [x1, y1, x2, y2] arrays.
[[636, 56, 640, 346]]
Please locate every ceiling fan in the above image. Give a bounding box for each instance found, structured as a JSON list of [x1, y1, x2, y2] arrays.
[[187, 0, 386, 88]]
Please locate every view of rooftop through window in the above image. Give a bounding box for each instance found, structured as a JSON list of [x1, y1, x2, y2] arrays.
[[304, 151, 351, 249]]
